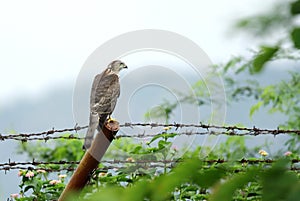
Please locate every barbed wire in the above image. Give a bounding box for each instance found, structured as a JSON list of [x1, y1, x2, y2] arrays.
[[0, 159, 299, 173], [0, 135, 84, 142], [1, 123, 300, 142], [1, 158, 299, 166], [120, 123, 300, 135], [0, 165, 136, 172], [1, 124, 299, 171], [2, 131, 296, 142], [2, 166, 299, 173], [0, 125, 87, 140]]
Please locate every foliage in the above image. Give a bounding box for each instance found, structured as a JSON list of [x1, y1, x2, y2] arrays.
[[17, 134, 84, 162], [11, 128, 300, 201], [87, 158, 300, 201], [14, 170, 66, 200], [10, 136, 83, 200], [144, 100, 177, 124], [9, 1, 300, 200], [146, 0, 300, 150]]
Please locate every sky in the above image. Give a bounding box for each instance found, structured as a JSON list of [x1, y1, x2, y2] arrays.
[[0, 0, 277, 105], [0, 0, 282, 199]]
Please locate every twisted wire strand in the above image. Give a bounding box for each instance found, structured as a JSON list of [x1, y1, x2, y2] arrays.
[[1, 159, 299, 172], [1, 123, 299, 142]]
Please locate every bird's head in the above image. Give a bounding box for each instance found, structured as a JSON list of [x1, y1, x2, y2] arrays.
[[108, 60, 128, 73]]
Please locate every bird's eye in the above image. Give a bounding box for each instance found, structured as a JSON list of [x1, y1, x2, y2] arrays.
[[119, 63, 124, 68]]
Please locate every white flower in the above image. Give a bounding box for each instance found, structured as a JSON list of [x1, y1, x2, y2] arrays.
[[126, 157, 135, 162], [284, 151, 292, 156], [259, 150, 268, 156], [18, 170, 24, 177], [25, 171, 34, 178], [163, 126, 172, 131], [58, 174, 67, 178], [172, 145, 178, 151], [10, 193, 19, 198], [37, 169, 46, 174], [98, 172, 107, 177], [49, 180, 61, 185]]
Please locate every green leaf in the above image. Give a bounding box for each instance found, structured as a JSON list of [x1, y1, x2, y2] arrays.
[[235, 63, 248, 74], [130, 145, 142, 154], [286, 183, 300, 201], [249, 101, 263, 117], [210, 168, 259, 201], [223, 56, 242, 72], [262, 159, 299, 201], [148, 133, 177, 144], [158, 140, 171, 150], [291, 27, 300, 49], [195, 168, 226, 188], [291, 0, 300, 15], [151, 158, 203, 201], [252, 46, 278, 73], [121, 180, 151, 201], [24, 185, 35, 193]]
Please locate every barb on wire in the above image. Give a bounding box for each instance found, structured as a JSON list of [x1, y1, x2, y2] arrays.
[[2, 165, 299, 174], [0, 131, 283, 142], [121, 122, 300, 135], [1, 122, 300, 142], [2, 135, 84, 142], [0, 166, 125, 173], [0, 159, 299, 172], [0, 125, 88, 141]]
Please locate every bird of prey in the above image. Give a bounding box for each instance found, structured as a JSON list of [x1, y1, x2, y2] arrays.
[[83, 60, 127, 149]]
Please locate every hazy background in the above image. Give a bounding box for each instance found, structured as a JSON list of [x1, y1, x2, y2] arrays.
[[0, 0, 287, 199]]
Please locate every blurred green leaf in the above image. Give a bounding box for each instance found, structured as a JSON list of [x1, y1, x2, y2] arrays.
[[23, 185, 35, 193], [150, 158, 202, 201], [210, 168, 259, 201], [223, 56, 242, 72], [286, 183, 300, 201], [250, 101, 263, 118], [291, 0, 300, 15], [195, 168, 226, 188], [158, 140, 171, 150], [252, 46, 278, 73], [148, 133, 177, 144], [262, 159, 299, 201], [130, 145, 142, 154], [234, 2, 291, 37], [291, 27, 300, 49]]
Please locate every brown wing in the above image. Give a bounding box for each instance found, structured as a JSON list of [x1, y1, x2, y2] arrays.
[[89, 71, 104, 108], [90, 68, 120, 116]]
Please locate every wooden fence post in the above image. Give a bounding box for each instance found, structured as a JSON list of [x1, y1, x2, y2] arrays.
[[58, 120, 119, 201]]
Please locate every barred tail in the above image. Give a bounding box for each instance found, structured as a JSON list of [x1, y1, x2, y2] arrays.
[[83, 113, 98, 149]]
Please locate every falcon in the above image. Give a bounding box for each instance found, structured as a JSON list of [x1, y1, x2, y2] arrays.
[[83, 60, 127, 149]]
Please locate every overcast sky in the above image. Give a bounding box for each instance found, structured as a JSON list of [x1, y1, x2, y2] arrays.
[[1, 0, 286, 199], [0, 0, 278, 106]]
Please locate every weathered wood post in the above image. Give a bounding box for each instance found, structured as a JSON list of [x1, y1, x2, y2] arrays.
[[58, 120, 119, 201]]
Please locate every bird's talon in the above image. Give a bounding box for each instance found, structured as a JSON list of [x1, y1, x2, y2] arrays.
[[108, 117, 116, 123]]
